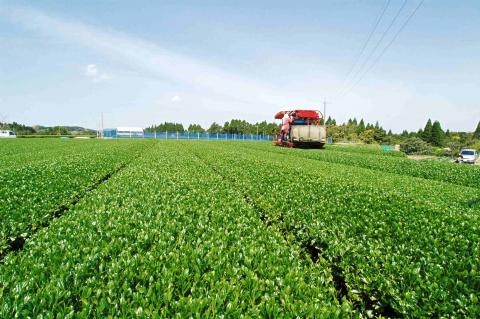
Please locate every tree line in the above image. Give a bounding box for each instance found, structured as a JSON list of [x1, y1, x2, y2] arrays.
[[0, 122, 95, 136], [0, 122, 36, 135], [324, 117, 390, 144], [3, 117, 480, 155], [145, 120, 279, 135], [325, 117, 480, 155]]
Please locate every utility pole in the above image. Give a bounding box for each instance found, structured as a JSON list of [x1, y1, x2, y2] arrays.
[[100, 112, 104, 138], [323, 99, 330, 125]]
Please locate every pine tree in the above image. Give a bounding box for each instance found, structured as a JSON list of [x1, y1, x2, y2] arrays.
[[357, 119, 366, 133], [422, 119, 433, 143], [431, 121, 444, 146], [373, 123, 386, 142], [417, 129, 424, 138], [474, 121, 480, 139]]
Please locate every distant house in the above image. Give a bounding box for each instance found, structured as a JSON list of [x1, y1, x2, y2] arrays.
[[103, 127, 144, 138]]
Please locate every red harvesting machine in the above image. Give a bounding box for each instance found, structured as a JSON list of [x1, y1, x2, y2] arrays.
[[274, 109, 326, 148]]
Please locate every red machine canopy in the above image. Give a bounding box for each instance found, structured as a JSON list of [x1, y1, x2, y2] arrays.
[[274, 111, 286, 119], [293, 110, 320, 120], [274, 110, 322, 120]]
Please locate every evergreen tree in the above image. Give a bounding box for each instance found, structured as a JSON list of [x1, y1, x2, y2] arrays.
[[187, 124, 205, 133], [474, 121, 480, 139], [422, 119, 433, 143], [146, 122, 183, 132], [357, 119, 366, 133], [373, 126, 386, 143], [207, 122, 222, 134], [431, 121, 445, 146], [223, 121, 230, 133]]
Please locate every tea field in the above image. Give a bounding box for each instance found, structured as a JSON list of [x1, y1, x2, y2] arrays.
[[1, 139, 479, 317]]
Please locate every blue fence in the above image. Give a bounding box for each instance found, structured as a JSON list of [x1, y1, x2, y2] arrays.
[[104, 131, 273, 141]]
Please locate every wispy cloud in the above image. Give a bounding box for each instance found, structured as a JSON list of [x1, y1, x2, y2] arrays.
[[84, 64, 111, 83], [1, 6, 296, 108], [171, 95, 182, 102]]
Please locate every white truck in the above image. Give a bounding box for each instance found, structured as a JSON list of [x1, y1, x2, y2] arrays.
[[0, 130, 16, 138]]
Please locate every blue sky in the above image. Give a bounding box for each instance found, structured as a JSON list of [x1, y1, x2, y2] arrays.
[[0, 0, 479, 132]]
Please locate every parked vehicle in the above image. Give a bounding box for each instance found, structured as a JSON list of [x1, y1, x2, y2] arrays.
[[455, 149, 478, 164], [0, 130, 16, 138]]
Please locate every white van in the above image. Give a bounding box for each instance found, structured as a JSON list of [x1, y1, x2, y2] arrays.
[[0, 130, 16, 138], [456, 149, 478, 164]]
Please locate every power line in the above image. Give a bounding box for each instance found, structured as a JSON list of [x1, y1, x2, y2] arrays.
[[339, 0, 409, 97], [338, 0, 391, 93], [343, 0, 425, 96]]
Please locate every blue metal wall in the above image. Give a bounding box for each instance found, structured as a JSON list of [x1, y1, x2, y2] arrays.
[[103, 130, 273, 141], [103, 129, 117, 138]]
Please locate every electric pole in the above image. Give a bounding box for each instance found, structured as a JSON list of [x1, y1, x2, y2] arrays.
[[0, 114, 6, 129], [323, 98, 330, 125], [101, 112, 104, 138]]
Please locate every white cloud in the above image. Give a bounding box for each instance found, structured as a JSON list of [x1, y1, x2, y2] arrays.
[[85, 64, 98, 76], [84, 64, 111, 83], [171, 95, 182, 102], [2, 6, 296, 111], [94, 73, 111, 83]]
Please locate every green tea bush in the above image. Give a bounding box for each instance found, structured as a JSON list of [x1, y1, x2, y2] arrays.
[[0, 139, 153, 253], [0, 142, 351, 317], [242, 141, 480, 189], [2, 140, 479, 317], [189, 141, 480, 317], [400, 137, 432, 155]]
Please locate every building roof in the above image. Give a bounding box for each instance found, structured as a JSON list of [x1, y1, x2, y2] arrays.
[[115, 127, 144, 132]]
